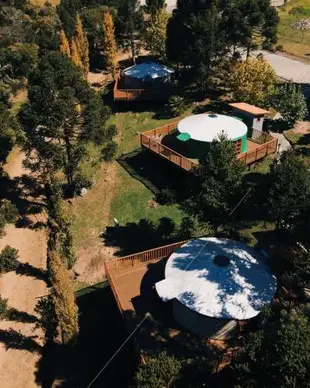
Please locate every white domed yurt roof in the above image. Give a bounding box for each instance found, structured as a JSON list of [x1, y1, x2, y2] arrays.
[[177, 113, 248, 142], [155, 238, 277, 320], [123, 62, 174, 81]]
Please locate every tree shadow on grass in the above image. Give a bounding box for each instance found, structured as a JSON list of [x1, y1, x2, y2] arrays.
[[34, 283, 135, 388], [118, 150, 196, 202], [103, 217, 181, 256], [16, 262, 48, 283], [0, 328, 41, 353]]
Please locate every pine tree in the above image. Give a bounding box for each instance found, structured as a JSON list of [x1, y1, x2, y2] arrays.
[[144, 8, 169, 59], [71, 38, 83, 72], [75, 14, 89, 78], [102, 12, 117, 77], [59, 28, 71, 57], [49, 250, 79, 345]]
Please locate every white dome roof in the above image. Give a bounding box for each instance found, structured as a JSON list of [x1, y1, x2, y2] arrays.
[[156, 238, 277, 320], [123, 62, 174, 81], [177, 113, 248, 142]]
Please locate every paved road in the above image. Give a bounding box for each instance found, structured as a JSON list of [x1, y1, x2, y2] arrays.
[[251, 51, 310, 85]]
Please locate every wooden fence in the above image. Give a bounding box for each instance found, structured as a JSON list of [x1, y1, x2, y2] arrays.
[[106, 240, 186, 274], [237, 137, 278, 164], [140, 121, 198, 171]]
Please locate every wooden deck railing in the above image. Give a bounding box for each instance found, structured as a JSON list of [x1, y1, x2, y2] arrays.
[[237, 137, 278, 164], [106, 240, 187, 274], [140, 120, 198, 171], [113, 74, 148, 102], [249, 127, 274, 144]]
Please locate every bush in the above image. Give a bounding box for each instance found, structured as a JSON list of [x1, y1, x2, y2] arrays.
[[269, 83, 308, 126], [276, 44, 284, 52], [101, 141, 117, 162], [0, 294, 8, 319], [0, 246, 19, 273], [134, 351, 182, 388], [73, 172, 93, 192], [168, 95, 188, 117]]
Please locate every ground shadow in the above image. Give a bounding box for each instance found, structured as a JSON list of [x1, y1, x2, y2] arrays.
[[118, 149, 196, 202], [34, 283, 135, 388], [103, 217, 182, 256], [0, 328, 41, 353], [5, 308, 38, 324], [0, 173, 46, 229], [16, 262, 48, 283], [232, 171, 271, 228]]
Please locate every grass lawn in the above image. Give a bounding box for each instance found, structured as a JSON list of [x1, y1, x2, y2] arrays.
[[277, 0, 310, 59], [70, 105, 190, 252]]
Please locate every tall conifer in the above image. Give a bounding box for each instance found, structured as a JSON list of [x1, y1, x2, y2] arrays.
[[75, 14, 89, 78], [59, 28, 71, 57], [102, 12, 117, 77], [49, 250, 79, 345], [71, 39, 83, 72]]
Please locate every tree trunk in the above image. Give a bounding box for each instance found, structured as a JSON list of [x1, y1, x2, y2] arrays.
[[64, 135, 74, 190]]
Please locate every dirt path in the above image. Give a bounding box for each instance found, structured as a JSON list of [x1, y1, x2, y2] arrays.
[[0, 149, 47, 388]]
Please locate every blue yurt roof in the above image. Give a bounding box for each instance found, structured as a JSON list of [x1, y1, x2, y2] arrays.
[[123, 62, 174, 81]]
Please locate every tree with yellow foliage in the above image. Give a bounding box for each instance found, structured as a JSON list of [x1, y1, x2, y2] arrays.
[[59, 29, 71, 57], [49, 250, 79, 345], [144, 8, 170, 59], [74, 14, 89, 78], [229, 57, 277, 106], [102, 12, 118, 77], [71, 39, 83, 73]]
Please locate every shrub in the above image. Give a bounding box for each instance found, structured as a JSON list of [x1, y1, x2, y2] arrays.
[[101, 141, 118, 162], [134, 351, 182, 388], [168, 95, 188, 117], [0, 294, 8, 319], [0, 246, 19, 273], [276, 44, 284, 52]]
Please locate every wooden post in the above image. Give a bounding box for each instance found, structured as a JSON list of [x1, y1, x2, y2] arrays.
[[266, 142, 269, 155]]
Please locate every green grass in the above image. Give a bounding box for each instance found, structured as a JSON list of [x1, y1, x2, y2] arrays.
[[277, 0, 310, 59], [108, 109, 190, 226], [70, 107, 190, 251]]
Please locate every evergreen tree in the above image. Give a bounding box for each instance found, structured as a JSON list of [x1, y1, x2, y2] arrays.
[[234, 311, 310, 387], [102, 12, 117, 77], [59, 29, 71, 57], [229, 57, 277, 106], [268, 150, 310, 229], [0, 199, 18, 237], [184, 134, 246, 231], [145, 0, 165, 14], [222, 0, 279, 57], [74, 14, 89, 78], [71, 38, 83, 72], [144, 8, 169, 59], [166, 0, 226, 85], [19, 52, 112, 193], [269, 83, 308, 126], [117, 0, 143, 61], [49, 250, 79, 345], [0, 103, 20, 166]]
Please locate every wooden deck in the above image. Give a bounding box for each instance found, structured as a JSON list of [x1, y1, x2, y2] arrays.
[[105, 242, 237, 366], [140, 120, 278, 171]]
